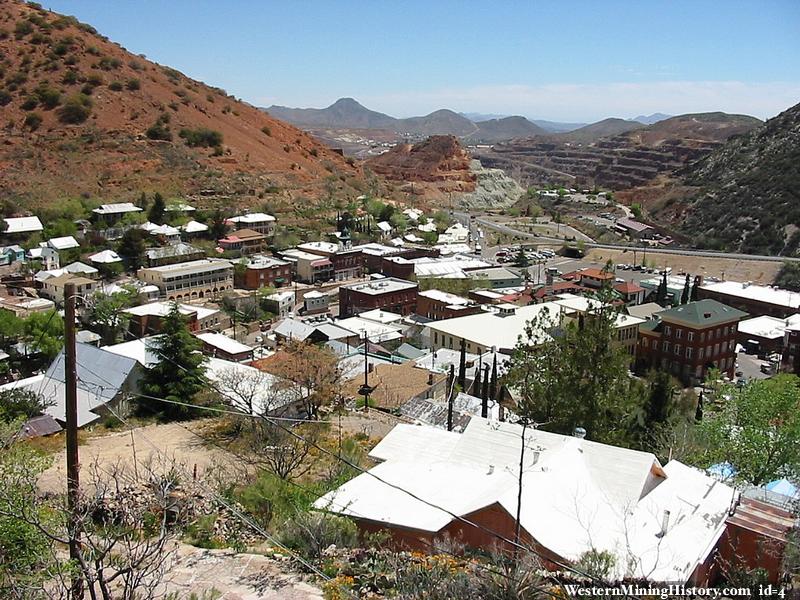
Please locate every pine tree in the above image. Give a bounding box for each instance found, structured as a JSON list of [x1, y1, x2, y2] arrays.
[[458, 338, 466, 390], [681, 274, 691, 304], [140, 305, 206, 420], [489, 354, 498, 401], [656, 270, 668, 305], [690, 276, 700, 302], [695, 391, 704, 423], [513, 248, 530, 268], [473, 360, 482, 398], [481, 364, 490, 418]]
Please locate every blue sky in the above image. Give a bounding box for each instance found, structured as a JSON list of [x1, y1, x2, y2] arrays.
[[43, 1, 800, 121]]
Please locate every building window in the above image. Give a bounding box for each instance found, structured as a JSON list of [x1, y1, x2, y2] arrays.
[[674, 344, 681, 356], [699, 347, 704, 360], [664, 326, 671, 336], [662, 341, 670, 352], [675, 329, 683, 339], [700, 332, 705, 343], [687, 332, 694, 342], [642, 338, 648, 348], [686, 347, 693, 359]]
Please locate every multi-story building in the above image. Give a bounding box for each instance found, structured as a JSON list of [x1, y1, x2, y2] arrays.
[[137, 259, 233, 301], [578, 268, 615, 289], [39, 274, 97, 305], [699, 280, 800, 318], [240, 255, 293, 289], [637, 299, 747, 384], [280, 249, 335, 283], [144, 242, 205, 268], [298, 241, 364, 281], [226, 212, 276, 236], [416, 289, 483, 321], [339, 277, 418, 317], [124, 301, 227, 337], [218, 228, 269, 256]]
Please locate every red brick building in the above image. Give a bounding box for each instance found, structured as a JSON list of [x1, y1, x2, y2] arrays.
[[298, 242, 364, 281], [579, 268, 615, 289], [339, 277, 418, 317], [416, 289, 483, 321], [637, 299, 747, 385], [240, 256, 293, 290]]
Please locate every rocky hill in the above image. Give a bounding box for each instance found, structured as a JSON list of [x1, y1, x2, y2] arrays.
[[462, 116, 547, 143], [664, 102, 800, 255], [365, 135, 475, 189], [472, 111, 762, 190], [0, 0, 362, 211], [267, 97, 397, 130], [559, 118, 645, 143]]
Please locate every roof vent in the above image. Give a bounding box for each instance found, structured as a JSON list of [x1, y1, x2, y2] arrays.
[[657, 509, 671, 537], [704, 312, 712, 319], [573, 427, 586, 439], [487, 465, 494, 475]]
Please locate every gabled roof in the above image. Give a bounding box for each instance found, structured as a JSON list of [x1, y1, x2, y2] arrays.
[[614, 280, 644, 294], [181, 220, 209, 233], [3, 216, 44, 234], [89, 249, 123, 264], [47, 236, 80, 250], [92, 203, 142, 215]]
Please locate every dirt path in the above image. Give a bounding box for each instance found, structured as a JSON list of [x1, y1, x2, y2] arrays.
[[157, 544, 323, 600], [38, 420, 232, 493]]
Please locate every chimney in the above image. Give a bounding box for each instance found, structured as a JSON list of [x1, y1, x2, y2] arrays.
[[659, 510, 671, 537], [573, 427, 586, 439]]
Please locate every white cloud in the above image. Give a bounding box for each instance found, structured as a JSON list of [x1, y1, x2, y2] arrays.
[[263, 81, 800, 122]]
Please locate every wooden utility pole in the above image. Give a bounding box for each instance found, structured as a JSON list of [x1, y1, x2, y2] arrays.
[[64, 282, 83, 598], [447, 364, 455, 432], [513, 418, 529, 564]]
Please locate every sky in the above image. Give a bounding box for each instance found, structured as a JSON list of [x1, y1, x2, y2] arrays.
[[43, 1, 800, 122]]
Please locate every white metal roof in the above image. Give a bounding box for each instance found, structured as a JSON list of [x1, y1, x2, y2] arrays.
[[89, 249, 122, 264], [92, 203, 142, 215], [47, 236, 80, 250], [3, 216, 43, 234], [418, 289, 472, 306], [228, 212, 276, 224], [702, 280, 800, 310], [317, 419, 732, 583], [196, 332, 253, 355], [334, 317, 403, 343], [124, 301, 218, 320], [342, 278, 416, 295], [737, 315, 788, 339], [63, 261, 99, 275], [181, 220, 209, 233], [150, 224, 181, 236], [357, 309, 404, 324], [298, 241, 339, 254]]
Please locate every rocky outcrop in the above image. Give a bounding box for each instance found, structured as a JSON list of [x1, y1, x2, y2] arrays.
[[366, 135, 476, 188], [458, 160, 524, 210]]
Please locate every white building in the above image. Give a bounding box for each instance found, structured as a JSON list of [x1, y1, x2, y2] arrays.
[[3, 216, 44, 236]]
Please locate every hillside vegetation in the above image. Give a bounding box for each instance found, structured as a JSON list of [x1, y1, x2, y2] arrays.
[[675, 102, 800, 255], [0, 0, 365, 213]]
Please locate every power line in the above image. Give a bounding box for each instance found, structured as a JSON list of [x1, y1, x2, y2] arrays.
[[74, 355, 617, 589]]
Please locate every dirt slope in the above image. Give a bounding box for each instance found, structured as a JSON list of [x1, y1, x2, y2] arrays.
[[0, 0, 362, 209]]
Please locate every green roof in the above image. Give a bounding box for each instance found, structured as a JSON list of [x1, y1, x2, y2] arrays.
[[657, 299, 747, 326]]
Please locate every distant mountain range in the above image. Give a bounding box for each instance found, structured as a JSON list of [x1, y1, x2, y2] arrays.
[[266, 98, 556, 142], [632, 113, 672, 125]]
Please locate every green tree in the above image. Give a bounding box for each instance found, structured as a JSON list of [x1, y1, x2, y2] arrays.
[[0, 311, 23, 352], [116, 227, 147, 270], [681, 273, 691, 304], [140, 305, 207, 420], [690, 275, 700, 302], [23, 310, 64, 361], [87, 287, 137, 345], [693, 375, 800, 485], [656, 270, 668, 305], [0, 389, 46, 423], [774, 262, 800, 292], [512, 248, 530, 268], [508, 299, 641, 444], [209, 208, 228, 240], [148, 192, 165, 223]]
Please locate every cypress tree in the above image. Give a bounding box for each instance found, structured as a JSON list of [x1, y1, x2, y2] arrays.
[[489, 354, 498, 401], [690, 276, 700, 302], [681, 273, 691, 304], [481, 364, 490, 418], [458, 338, 466, 390]]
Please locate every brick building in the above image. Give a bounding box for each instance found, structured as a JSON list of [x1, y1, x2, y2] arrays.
[[339, 277, 418, 317], [636, 299, 747, 384], [298, 241, 364, 281], [240, 256, 293, 290], [124, 302, 227, 337], [699, 280, 800, 318], [218, 228, 268, 256], [416, 289, 483, 321], [578, 268, 615, 289]]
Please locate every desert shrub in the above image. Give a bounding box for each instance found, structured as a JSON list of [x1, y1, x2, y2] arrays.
[[179, 127, 222, 148], [108, 81, 123, 91], [80, 83, 94, 96], [161, 67, 181, 82], [14, 20, 33, 38], [34, 84, 60, 109], [23, 112, 42, 131], [125, 78, 140, 91], [205, 93, 214, 103], [52, 42, 69, 56], [146, 113, 172, 141], [211, 145, 224, 156], [77, 22, 97, 35], [128, 59, 144, 71], [52, 16, 78, 30], [260, 125, 271, 136], [29, 32, 48, 45], [63, 54, 77, 66], [86, 45, 101, 56], [61, 69, 79, 85], [20, 96, 38, 110], [98, 56, 122, 70], [0, 91, 11, 106], [58, 93, 92, 124], [86, 73, 104, 86], [278, 512, 358, 561]]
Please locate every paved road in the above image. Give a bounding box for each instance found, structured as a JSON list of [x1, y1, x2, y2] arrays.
[[458, 212, 800, 264]]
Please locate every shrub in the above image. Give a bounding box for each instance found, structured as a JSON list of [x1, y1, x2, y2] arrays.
[[58, 93, 92, 124], [145, 115, 172, 141], [14, 20, 33, 38], [108, 81, 123, 91], [80, 83, 94, 96], [98, 56, 122, 70], [61, 70, 79, 85], [125, 78, 140, 91], [128, 59, 143, 71], [20, 96, 38, 110], [86, 73, 104, 86], [23, 112, 42, 131], [86, 45, 101, 56], [0, 91, 11, 106], [34, 84, 60, 109], [179, 127, 223, 148], [278, 512, 358, 561], [260, 126, 271, 136]]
